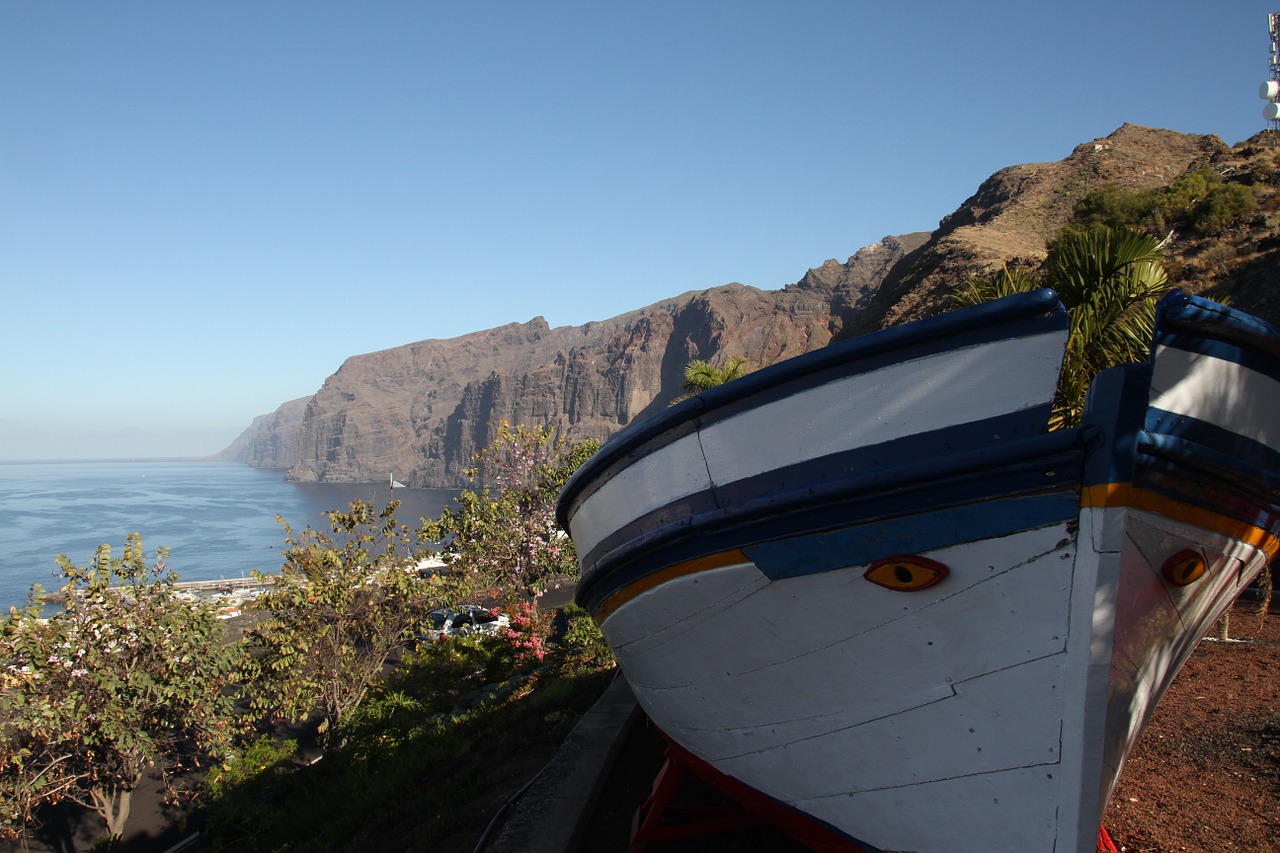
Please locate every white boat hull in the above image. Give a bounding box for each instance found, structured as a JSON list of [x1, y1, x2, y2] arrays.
[[558, 290, 1280, 852]]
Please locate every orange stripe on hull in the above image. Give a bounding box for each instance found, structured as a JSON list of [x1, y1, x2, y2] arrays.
[[593, 485, 1279, 624], [594, 549, 751, 623], [1081, 483, 1280, 559]]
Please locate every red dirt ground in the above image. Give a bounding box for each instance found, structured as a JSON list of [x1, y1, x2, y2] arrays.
[[1103, 599, 1280, 852]]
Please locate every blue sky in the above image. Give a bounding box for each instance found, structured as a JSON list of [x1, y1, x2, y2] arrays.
[[2, 1, 1274, 460]]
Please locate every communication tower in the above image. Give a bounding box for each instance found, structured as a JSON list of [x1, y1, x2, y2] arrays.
[[1261, 13, 1280, 127]]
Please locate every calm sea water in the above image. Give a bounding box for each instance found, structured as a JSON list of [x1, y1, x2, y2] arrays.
[[0, 460, 459, 610]]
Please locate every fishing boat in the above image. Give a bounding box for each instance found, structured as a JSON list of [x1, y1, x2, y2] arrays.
[[557, 289, 1280, 853]]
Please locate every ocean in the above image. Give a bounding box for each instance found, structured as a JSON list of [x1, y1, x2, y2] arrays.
[[0, 460, 459, 610]]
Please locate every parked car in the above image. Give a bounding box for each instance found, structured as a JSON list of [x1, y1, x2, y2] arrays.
[[422, 605, 509, 642]]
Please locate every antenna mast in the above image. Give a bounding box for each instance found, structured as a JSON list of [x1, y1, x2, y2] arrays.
[[1261, 13, 1280, 128]]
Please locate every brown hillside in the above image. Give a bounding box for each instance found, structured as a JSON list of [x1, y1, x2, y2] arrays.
[[836, 124, 1232, 339], [219, 124, 1280, 487]]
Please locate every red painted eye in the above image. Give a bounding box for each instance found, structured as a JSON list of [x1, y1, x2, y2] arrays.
[[865, 555, 949, 591], [1162, 550, 1206, 587]]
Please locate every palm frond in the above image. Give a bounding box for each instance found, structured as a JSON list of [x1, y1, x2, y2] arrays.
[[671, 356, 756, 404], [954, 226, 1170, 430], [1046, 226, 1170, 427], [950, 265, 1041, 309]]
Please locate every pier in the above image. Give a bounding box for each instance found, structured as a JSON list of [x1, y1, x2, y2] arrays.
[[174, 576, 274, 597]]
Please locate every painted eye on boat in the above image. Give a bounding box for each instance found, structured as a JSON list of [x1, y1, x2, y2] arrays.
[[1162, 550, 1207, 587], [864, 555, 949, 591]]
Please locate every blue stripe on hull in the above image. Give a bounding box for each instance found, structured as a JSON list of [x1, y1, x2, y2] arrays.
[[1140, 412, 1280, 496], [745, 490, 1081, 580], [578, 409, 1060, 572], [575, 432, 1085, 613]]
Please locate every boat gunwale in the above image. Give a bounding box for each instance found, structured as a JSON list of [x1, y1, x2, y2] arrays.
[[573, 408, 1067, 571], [556, 288, 1069, 529], [1155, 289, 1280, 362]]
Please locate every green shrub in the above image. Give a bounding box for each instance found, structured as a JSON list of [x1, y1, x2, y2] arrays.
[[1073, 184, 1154, 231], [1072, 168, 1255, 238], [1189, 183, 1256, 235], [559, 603, 615, 675], [204, 736, 298, 800]]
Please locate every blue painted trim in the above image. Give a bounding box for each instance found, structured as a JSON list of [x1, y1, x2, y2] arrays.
[[1143, 411, 1280, 491], [575, 431, 1085, 613], [1135, 431, 1280, 526], [1152, 332, 1280, 384], [576, 408, 1056, 571], [1082, 293, 1280, 491], [1080, 363, 1151, 488], [1155, 290, 1280, 363], [558, 289, 1068, 527], [745, 491, 1080, 580]]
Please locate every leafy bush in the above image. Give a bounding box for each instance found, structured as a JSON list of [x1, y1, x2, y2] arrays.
[[204, 736, 298, 801], [200, 427, 609, 851], [559, 603, 615, 675], [1189, 182, 1256, 235], [1072, 184, 1154, 231], [1072, 167, 1255, 237], [245, 500, 439, 744], [422, 423, 599, 605], [200, 614, 616, 853], [1, 535, 240, 841]]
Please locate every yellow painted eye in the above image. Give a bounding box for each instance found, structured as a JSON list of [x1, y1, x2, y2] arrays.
[[864, 555, 949, 591], [1162, 550, 1206, 587]]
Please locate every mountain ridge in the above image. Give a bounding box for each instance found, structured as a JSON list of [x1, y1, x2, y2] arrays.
[[218, 124, 1280, 487]]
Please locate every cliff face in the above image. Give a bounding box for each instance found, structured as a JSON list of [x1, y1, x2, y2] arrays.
[[223, 123, 1280, 486], [208, 396, 310, 467], [268, 233, 926, 486]]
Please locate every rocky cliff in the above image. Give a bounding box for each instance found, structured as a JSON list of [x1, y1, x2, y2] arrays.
[[208, 396, 310, 467], [222, 124, 1280, 487], [269, 232, 928, 486]]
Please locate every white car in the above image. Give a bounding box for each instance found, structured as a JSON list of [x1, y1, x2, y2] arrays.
[[423, 605, 509, 642]]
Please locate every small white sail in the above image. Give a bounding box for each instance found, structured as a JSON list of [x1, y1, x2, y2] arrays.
[[390, 474, 406, 489]]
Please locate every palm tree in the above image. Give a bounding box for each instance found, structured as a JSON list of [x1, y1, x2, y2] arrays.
[[951, 225, 1170, 429], [672, 355, 753, 404]]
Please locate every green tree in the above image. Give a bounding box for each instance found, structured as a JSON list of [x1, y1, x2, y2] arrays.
[[245, 500, 435, 745], [422, 422, 599, 605], [0, 535, 238, 841], [673, 355, 753, 403], [952, 225, 1170, 429]]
